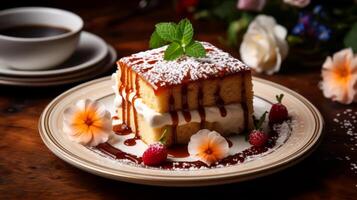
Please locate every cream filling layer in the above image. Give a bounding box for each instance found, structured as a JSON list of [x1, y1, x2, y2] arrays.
[[112, 73, 244, 133]]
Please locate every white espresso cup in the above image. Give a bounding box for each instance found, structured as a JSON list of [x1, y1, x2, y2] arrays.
[[0, 7, 83, 70]]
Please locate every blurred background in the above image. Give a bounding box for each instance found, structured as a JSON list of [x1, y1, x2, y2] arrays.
[[2, 0, 356, 72], [1, 1, 357, 199]]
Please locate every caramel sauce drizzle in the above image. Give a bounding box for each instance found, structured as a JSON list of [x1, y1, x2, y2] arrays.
[[214, 83, 227, 117], [119, 64, 126, 123], [96, 130, 279, 169], [169, 90, 178, 144], [116, 63, 142, 136], [97, 143, 141, 164], [241, 72, 249, 131], [113, 123, 132, 135], [125, 68, 132, 128], [124, 135, 140, 146], [181, 84, 191, 122], [197, 82, 206, 129], [132, 73, 140, 134], [116, 62, 248, 143]]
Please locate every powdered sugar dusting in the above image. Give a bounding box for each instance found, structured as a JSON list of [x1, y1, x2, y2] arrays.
[[332, 109, 357, 174], [118, 42, 250, 89], [243, 121, 293, 163]]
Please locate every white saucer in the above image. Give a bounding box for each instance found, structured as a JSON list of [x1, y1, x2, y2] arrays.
[[0, 45, 117, 86], [0, 31, 108, 77]]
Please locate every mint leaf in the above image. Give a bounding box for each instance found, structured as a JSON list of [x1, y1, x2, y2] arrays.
[[344, 22, 357, 52], [186, 41, 206, 58], [177, 18, 193, 46], [155, 22, 177, 42], [149, 31, 167, 49], [164, 42, 184, 60], [150, 19, 207, 60]]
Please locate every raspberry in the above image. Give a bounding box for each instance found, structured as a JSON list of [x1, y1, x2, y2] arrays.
[[248, 130, 268, 147], [142, 143, 168, 166], [269, 94, 288, 124]]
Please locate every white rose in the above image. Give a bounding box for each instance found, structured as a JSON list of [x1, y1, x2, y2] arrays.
[[283, 0, 310, 8], [240, 15, 288, 75]]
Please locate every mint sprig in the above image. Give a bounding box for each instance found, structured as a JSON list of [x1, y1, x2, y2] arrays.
[[149, 18, 206, 60]]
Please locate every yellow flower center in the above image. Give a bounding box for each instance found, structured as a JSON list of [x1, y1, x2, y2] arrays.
[[84, 117, 94, 126], [71, 107, 104, 134], [204, 148, 213, 155], [333, 58, 351, 86]]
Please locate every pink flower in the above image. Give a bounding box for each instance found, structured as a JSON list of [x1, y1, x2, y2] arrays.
[[320, 48, 357, 104], [283, 0, 310, 8], [237, 0, 266, 11]]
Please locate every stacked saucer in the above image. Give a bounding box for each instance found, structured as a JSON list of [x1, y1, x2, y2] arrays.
[[0, 31, 117, 87]]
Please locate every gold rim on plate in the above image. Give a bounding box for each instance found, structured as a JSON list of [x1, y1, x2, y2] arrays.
[[38, 76, 324, 186]]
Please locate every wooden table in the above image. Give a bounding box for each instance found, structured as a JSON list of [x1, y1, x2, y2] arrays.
[[1, 1, 356, 199]]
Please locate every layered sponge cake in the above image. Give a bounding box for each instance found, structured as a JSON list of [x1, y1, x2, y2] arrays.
[[113, 42, 253, 146]]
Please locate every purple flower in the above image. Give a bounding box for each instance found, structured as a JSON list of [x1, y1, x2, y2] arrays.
[[292, 11, 331, 41], [237, 0, 266, 12], [298, 13, 312, 26]]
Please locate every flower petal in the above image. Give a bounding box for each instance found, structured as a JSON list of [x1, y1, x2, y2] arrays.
[[239, 14, 288, 75], [188, 129, 210, 155], [88, 130, 109, 146], [188, 129, 229, 166], [62, 99, 112, 146], [208, 131, 229, 158], [320, 48, 357, 104]]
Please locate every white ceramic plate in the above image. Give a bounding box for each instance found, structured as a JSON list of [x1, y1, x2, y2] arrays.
[[38, 77, 323, 186], [0, 45, 116, 86], [0, 31, 107, 77]]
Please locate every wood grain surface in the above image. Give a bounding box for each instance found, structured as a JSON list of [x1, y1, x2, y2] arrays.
[[0, 1, 356, 199]]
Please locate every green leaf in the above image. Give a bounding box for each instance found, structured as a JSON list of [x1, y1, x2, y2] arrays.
[[155, 22, 177, 42], [176, 18, 193, 46], [149, 31, 168, 49], [185, 41, 206, 58], [226, 16, 251, 47], [226, 21, 240, 47], [287, 35, 303, 46], [276, 94, 284, 103], [254, 111, 268, 130], [159, 128, 168, 145], [164, 42, 184, 60], [344, 22, 357, 52], [212, 0, 239, 22], [193, 10, 210, 20]]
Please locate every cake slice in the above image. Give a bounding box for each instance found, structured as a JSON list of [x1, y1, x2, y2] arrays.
[[113, 42, 254, 146]]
